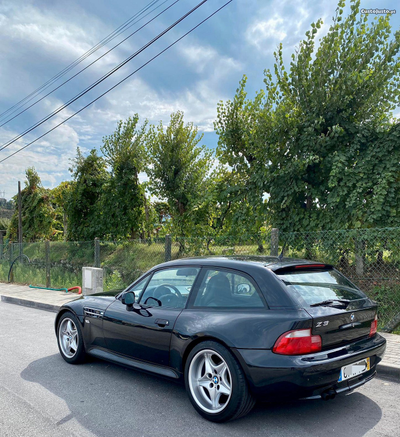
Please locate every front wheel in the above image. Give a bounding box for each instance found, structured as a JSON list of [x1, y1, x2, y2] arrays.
[[184, 341, 255, 422], [57, 311, 86, 364]]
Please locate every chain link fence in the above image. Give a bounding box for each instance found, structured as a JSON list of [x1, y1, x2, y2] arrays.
[[280, 228, 400, 331], [0, 233, 273, 289], [0, 241, 94, 289], [1, 228, 399, 332]]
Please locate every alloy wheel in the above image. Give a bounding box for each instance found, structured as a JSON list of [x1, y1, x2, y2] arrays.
[[188, 349, 232, 414], [58, 318, 79, 358]]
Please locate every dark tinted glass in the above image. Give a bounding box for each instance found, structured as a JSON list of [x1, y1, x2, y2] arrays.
[[194, 269, 264, 308], [278, 269, 366, 306]]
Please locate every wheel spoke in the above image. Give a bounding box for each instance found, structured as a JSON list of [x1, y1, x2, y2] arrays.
[[197, 376, 210, 389], [203, 353, 214, 376], [219, 380, 231, 396], [208, 387, 219, 409], [66, 320, 73, 334], [62, 335, 68, 351], [69, 338, 78, 352], [214, 361, 227, 375]]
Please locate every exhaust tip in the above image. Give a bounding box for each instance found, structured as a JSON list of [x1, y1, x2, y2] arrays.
[[321, 389, 336, 401]]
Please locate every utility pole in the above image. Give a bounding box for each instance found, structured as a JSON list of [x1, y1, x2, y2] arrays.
[[18, 181, 22, 257]]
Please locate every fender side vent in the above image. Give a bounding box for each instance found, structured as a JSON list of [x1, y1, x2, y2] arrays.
[[84, 307, 104, 318]]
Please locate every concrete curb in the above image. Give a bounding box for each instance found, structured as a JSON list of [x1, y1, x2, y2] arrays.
[[377, 363, 400, 380], [1, 295, 60, 313]]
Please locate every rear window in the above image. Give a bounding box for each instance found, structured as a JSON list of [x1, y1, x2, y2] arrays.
[[277, 269, 366, 306]]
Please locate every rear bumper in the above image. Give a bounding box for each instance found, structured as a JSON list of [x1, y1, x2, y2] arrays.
[[234, 333, 386, 399], [301, 370, 376, 400]]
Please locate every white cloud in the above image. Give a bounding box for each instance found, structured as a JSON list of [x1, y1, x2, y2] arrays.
[[0, 1, 123, 104], [0, 110, 80, 198], [245, 1, 330, 54], [247, 16, 287, 49], [97, 75, 220, 133], [178, 44, 242, 75]]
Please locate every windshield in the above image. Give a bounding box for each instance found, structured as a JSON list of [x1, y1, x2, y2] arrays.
[[278, 269, 366, 306]]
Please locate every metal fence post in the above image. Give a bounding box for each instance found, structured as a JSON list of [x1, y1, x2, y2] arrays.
[[355, 237, 365, 277], [270, 228, 279, 257], [45, 240, 51, 287], [9, 241, 13, 282], [0, 230, 4, 260], [63, 212, 67, 241], [165, 234, 172, 262], [94, 238, 100, 267]]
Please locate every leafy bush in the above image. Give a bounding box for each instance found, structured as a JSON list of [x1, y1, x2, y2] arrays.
[[370, 284, 400, 330], [0, 217, 10, 231]]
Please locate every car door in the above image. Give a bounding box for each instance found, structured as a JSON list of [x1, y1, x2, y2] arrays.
[[102, 267, 200, 367]]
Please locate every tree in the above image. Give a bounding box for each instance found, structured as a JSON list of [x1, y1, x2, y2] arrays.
[[215, 76, 270, 250], [152, 201, 171, 235], [216, 0, 400, 233], [146, 111, 212, 237], [100, 115, 147, 239], [7, 167, 55, 241], [0, 198, 15, 210], [65, 148, 109, 240], [51, 181, 73, 239], [264, 0, 400, 231]]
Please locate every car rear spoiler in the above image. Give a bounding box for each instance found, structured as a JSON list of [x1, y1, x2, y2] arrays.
[[272, 263, 334, 274]]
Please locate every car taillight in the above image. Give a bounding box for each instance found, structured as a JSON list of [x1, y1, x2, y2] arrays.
[[273, 329, 322, 355], [369, 315, 378, 337]]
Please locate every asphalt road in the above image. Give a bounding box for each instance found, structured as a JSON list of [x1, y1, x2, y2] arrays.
[[0, 302, 399, 437]]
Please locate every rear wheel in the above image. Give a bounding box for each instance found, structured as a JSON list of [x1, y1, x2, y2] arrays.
[[184, 341, 255, 422], [57, 312, 86, 364]]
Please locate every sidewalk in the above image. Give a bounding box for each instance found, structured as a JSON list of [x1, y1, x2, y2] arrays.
[[0, 282, 79, 312], [379, 332, 400, 380], [0, 282, 399, 381]]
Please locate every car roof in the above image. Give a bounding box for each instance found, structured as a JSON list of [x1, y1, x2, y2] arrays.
[[159, 256, 328, 272]]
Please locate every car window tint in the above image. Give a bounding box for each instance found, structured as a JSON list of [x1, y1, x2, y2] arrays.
[[127, 276, 149, 302], [280, 270, 355, 287], [193, 269, 264, 308], [278, 270, 366, 306], [139, 267, 199, 309]]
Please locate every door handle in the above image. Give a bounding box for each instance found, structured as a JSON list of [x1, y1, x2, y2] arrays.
[[155, 318, 169, 327]]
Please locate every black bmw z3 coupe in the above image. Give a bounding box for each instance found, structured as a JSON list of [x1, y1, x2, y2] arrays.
[[55, 257, 386, 422]]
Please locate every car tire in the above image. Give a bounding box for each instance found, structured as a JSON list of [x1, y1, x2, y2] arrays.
[[57, 311, 86, 364], [184, 341, 255, 422]]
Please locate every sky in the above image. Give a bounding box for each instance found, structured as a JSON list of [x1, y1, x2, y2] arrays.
[[0, 0, 399, 200]]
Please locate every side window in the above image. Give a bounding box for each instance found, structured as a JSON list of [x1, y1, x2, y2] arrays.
[[127, 276, 149, 302], [193, 269, 264, 308], [139, 267, 200, 309]]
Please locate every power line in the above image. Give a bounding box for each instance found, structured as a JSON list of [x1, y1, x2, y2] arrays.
[[0, 0, 206, 152], [0, 0, 177, 129], [0, 0, 161, 122], [0, 0, 233, 164], [0, 0, 162, 122]]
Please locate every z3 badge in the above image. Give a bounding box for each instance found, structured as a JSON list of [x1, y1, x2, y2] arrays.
[[316, 320, 329, 328]]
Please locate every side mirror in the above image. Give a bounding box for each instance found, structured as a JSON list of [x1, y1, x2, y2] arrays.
[[121, 291, 135, 305]]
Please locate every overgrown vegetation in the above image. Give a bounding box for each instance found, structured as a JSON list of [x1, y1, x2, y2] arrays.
[[3, 0, 398, 245]]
